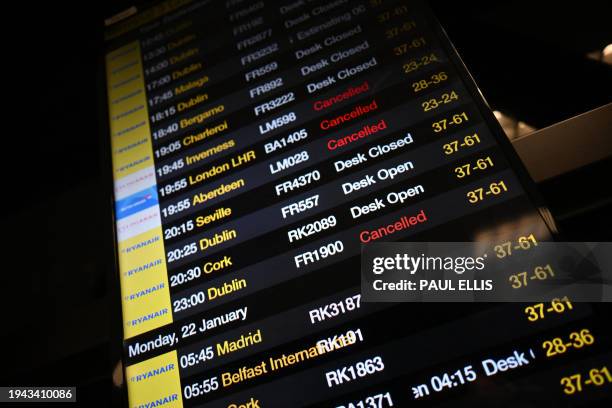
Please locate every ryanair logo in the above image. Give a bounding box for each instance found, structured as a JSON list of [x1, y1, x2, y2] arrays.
[[130, 363, 175, 383], [124, 258, 162, 277], [127, 307, 169, 327], [121, 235, 160, 254]]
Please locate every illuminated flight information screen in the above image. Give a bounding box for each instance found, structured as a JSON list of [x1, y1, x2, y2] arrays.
[[103, 0, 611, 406]]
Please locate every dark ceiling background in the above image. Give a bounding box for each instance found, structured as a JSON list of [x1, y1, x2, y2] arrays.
[[0, 1, 609, 406]]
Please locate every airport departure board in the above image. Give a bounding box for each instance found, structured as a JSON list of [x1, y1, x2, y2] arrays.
[[104, 0, 611, 407]]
